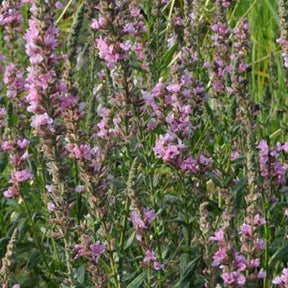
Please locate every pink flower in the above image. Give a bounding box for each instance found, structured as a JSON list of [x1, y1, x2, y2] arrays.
[[256, 239, 266, 250], [143, 250, 157, 263], [129, 211, 146, 229], [75, 185, 84, 193], [3, 187, 17, 198], [152, 82, 164, 97], [153, 261, 164, 270], [166, 84, 181, 93], [257, 139, 269, 177], [212, 248, 227, 267], [13, 169, 33, 182], [123, 23, 137, 35], [273, 268, 288, 286], [179, 156, 197, 173], [130, 7, 140, 17], [240, 223, 252, 238], [91, 17, 107, 31], [250, 258, 260, 268], [47, 202, 56, 212], [209, 229, 225, 244], [74, 244, 88, 259], [17, 139, 30, 149], [31, 113, 53, 128], [1, 140, 13, 151], [96, 36, 120, 66], [257, 268, 266, 279]]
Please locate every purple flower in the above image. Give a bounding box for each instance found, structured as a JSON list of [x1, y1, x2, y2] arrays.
[[143, 208, 156, 224], [129, 211, 146, 229], [257, 139, 269, 177], [17, 139, 30, 149], [55, 1, 62, 9], [166, 84, 181, 93], [179, 156, 197, 173], [257, 268, 266, 279], [256, 239, 266, 250], [240, 223, 252, 238], [123, 22, 137, 35], [90, 241, 106, 262], [233, 253, 247, 271], [253, 214, 266, 225]]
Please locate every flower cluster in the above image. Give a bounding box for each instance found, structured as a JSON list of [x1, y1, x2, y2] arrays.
[[257, 140, 288, 185], [273, 266, 288, 287], [3, 63, 25, 99], [129, 208, 163, 270], [277, 0, 288, 69], [209, 220, 266, 287], [1, 137, 32, 198]]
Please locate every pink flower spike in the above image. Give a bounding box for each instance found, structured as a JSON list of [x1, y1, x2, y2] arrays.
[[143, 250, 157, 263]]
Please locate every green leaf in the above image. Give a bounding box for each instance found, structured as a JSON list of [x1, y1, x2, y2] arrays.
[[122, 271, 138, 282], [173, 256, 200, 288], [27, 250, 41, 269], [233, 177, 247, 209], [124, 231, 136, 250], [269, 242, 288, 266], [161, 44, 177, 69], [75, 265, 86, 284], [231, 156, 246, 166], [207, 172, 222, 187], [127, 271, 146, 288], [0, 152, 8, 173]]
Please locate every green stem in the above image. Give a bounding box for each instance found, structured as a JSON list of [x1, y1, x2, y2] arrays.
[[120, 195, 130, 254], [21, 193, 55, 281]]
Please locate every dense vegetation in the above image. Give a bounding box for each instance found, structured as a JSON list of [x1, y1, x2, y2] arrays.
[[1, 0, 288, 287]]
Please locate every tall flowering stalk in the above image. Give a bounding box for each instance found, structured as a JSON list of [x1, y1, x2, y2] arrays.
[[23, 0, 77, 284], [277, 0, 288, 69]]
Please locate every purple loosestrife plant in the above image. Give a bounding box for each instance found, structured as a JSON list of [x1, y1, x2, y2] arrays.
[[2, 0, 288, 287]]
